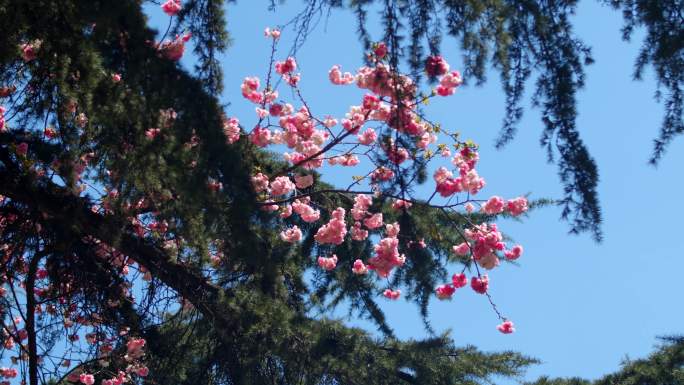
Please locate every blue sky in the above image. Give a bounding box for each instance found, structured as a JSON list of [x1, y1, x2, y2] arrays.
[[149, 0, 684, 382]]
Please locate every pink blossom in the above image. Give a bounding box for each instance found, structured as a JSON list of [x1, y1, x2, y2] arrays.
[[383, 288, 401, 300], [482, 196, 505, 215], [136, 366, 149, 377], [159, 33, 191, 61], [256, 107, 268, 118], [161, 0, 182, 16], [0, 106, 6, 132], [329, 154, 359, 166], [437, 178, 462, 197], [465, 223, 504, 264], [223, 117, 240, 144], [478, 253, 500, 270], [351, 194, 372, 220], [351, 221, 369, 241], [357, 127, 377, 145], [16, 142, 28, 157], [433, 166, 453, 183], [145, 128, 160, 140], [497, 320, 515, 334], [385, 222, 400, 238], [280, 226, 302, 243], [452, 242, 469, 256], [251, 173, 269, 193], [506, 197, 528, 216], [204, 179, 219, 194], [385, 144, 409, 164], [352, 259, 368, 275], [323, 116, 338, 127], [368, 237, 406, 278], [270, 176, 295, 196], [314, 208, 347, 245], [250, 125, 271, 147], [264, 27, 281, 39], [452, 273, 467, 288], [464, 202, 474, 213], [363, 213, 383, 229], [435, 284, 456, 300], [318, 254, 338, 271], [391, 199, 412, 211], [417, 132, 436, 149], [470, 275, 489, 294], [279, 204, 292, 218], [373, 42, 388, 59], [20, 40, 41, 62], [328, 65, 355, 85], [435, 70, 463, 97], [241, 77, 263, 103], [284, 73, 301, 86], [504, 245, 523, 260], [292, 199, 320, 222], [79, 374, 95, 385], [294, 174, 314, 189], [111, 73, 122, 83], [0, 368, 18, 378], [275, 57, 297, 75], [261, 200, 279, 212], [371, 167, 394, 182], [126, 338, 146, 358], [425, 55, 450, 77], [461, 169, 485, 195]]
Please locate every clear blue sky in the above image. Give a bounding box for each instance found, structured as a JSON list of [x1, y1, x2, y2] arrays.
[[148, 1, 684, 382]]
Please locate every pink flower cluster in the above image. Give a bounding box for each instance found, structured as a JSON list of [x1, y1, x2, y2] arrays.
[[161, 0, 182, 16], [226, 32, 528, 333], [481, 196, 529, 216], [270, 176, 295, 196], [158, 33, 191, 61], [79, 374, 95, 385], [0, 106, 6, 132], [314, 208, 347, 245], [275, 57, 299, 85], [497, 320, 515, 334], [425, 55, 450, 77], [291, 198, 320, 222], [328, 65, 355, 85], [317, 254, 338, 271], [436, 70, 463, 96], [0, 368, 17, 379], [125, 338, 146, 360], [241, 77, 263, 104], [453, 222, 525, 269], [20, 40, 41, 62], [280, 226, 302, 243], [434, 147, 485, 197], [434, 272, 468, 300], [383, 288, 401, 300], [223, 117, 240, 144], [264, 27, 281, 39], [367, 223, 404, 278], [352, 259, 368, 275]]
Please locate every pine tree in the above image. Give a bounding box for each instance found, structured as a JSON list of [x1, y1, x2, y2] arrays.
[[0, 1, 536, 384], [528, 336, 684, 385], [1, 1, 679, 384]]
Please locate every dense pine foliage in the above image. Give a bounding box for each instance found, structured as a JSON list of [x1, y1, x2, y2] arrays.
[[0, 1, 681, 384]]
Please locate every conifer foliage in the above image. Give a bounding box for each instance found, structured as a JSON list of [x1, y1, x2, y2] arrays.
[[0, 1, 538, 384], [528, 336, 684, 385]]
